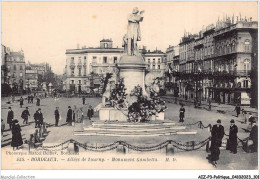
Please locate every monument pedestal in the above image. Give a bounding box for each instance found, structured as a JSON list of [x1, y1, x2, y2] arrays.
[[99, 107, 128, 121], [117, 55, 147, 96]]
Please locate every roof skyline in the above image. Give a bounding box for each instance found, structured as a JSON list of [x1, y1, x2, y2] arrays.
[[2, 1, 257, 74]]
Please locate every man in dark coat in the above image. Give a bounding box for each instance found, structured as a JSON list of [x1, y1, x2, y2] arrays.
[[36, 97, 40, 106], [28, 95, 30, 103], [19, 97, 24, 108], [179, 105, 185, 123], [34, 108, 43, 128], [234, 104, 241, 117], [66, 106, 73, 126], [229, 119, 238, 154], [31, 95, 34, 103], [54, 107, 60, 127], [249, 121, 258, 152], [87, 105, 94, 120], [82, 97, 86, 105], [7, 107, 14, 130], [21, 107, 30, 124], [11, 119, 23, 150], [209, 119, 224, 166]]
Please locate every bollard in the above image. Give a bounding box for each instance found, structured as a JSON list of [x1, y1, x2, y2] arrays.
[[39, 125, 45, 141], [67, 142, 79, 153], [43, 122, 48, 136], [186, 141, 195, 150], [166, 143, 175, 156], [116, 144, 126, 154]]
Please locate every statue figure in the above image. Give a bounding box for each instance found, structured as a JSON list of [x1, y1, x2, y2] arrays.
[[122, 34, 128, 54], [102, 82, 111, 106], [126, 7, 144, 56]]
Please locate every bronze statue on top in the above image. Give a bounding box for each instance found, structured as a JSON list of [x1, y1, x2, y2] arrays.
[[123, 7, 145, 56]]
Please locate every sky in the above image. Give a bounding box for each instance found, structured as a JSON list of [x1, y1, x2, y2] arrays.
[[1, 1, 258, 75]]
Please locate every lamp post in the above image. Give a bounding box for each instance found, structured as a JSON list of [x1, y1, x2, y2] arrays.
[[27, 78, 30, 95]]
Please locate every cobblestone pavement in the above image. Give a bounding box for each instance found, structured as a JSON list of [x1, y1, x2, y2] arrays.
[[1, 96, 258, 170]]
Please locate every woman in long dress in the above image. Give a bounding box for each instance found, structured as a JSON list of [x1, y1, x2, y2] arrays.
[[11, 119, 23, 150]]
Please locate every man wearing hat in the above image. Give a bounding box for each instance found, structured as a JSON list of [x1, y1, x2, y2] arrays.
[[209, 119, 224, 166], [34, 108, 43, 128], [249, 121, 258, 152], [7, 107, 14, 130], [21, 107, 30, 125], [229, 119, 238, 154], [66, 106, 73, 126], [54, 107, 60, 127]]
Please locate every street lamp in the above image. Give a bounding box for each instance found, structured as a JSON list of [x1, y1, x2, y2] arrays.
[[27, 78, 30, 95]]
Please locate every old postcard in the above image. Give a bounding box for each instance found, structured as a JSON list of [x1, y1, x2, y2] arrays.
[[1, 1, 259, 179]]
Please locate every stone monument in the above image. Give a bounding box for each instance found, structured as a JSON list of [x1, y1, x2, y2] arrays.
[[118, 7, 147, 96]]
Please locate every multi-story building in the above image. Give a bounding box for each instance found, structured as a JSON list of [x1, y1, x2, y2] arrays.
[[172, 16, 258, 106], [25, 70, 38, 91], [179, 34, 197, 99], [64, 39, 123, 93], [212, 18, 258, 105], [1, 45, 11, 84], [5, 50, 26, 93], [142, 49, 166, 87], [165, 45, 179, 95]]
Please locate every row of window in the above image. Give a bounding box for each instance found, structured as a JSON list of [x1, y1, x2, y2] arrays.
[[7, 65, 24, 71], [146, 58, 161, 64], [148, 64, 161, 69], [70, 56, 118, 64], [7, 57, 24, 61]]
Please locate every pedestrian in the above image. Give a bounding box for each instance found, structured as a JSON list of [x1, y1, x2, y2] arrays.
[[27, 95, 30, 104], [34, 108, 43, 128], [21, 107, 30, 124], [1, 119, 5, 138], [228, 119, 238, 154], [241, 109, 247, 123], [19, 97, 24, 108], [82, 96, 86, 105], [208, 96, 212, 111], [54, 107, 60, 127], [209, 119, 224, 167], [234, 104, 241, 117], [87, 105, 94, 120], [248, 113, 254, 125], [11, 119, 23, 151], [66, 106, 73, 126], [45, 92, 47, 98], [73, 105, 77, 123], [179, 105, 185, 123], [7, 107, 14, 130], [12, 95, 15, 103], [36, 97, 40, 106], [248, 121, 258, 153], [31, 95, 34, 103]]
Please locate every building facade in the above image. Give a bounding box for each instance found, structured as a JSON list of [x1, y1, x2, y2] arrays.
[[25, 70, 38, 91], [171, 17, 257, 106], [142, 50, 166, 88], [5, 50, 26, 93], [64, 39, 123, 93]]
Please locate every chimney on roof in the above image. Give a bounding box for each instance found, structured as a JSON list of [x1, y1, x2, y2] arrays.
[[77, 43, 80, 49]]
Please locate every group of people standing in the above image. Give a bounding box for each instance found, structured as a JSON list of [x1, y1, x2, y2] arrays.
[[66, 105, 94, 126], [208, 119, 258, 167]]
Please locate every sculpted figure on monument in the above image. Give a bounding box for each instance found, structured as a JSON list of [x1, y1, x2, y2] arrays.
[[126, 7, 144, 56]]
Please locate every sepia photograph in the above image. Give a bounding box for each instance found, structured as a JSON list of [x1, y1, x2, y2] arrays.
[[0, 1, 259, 179]]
